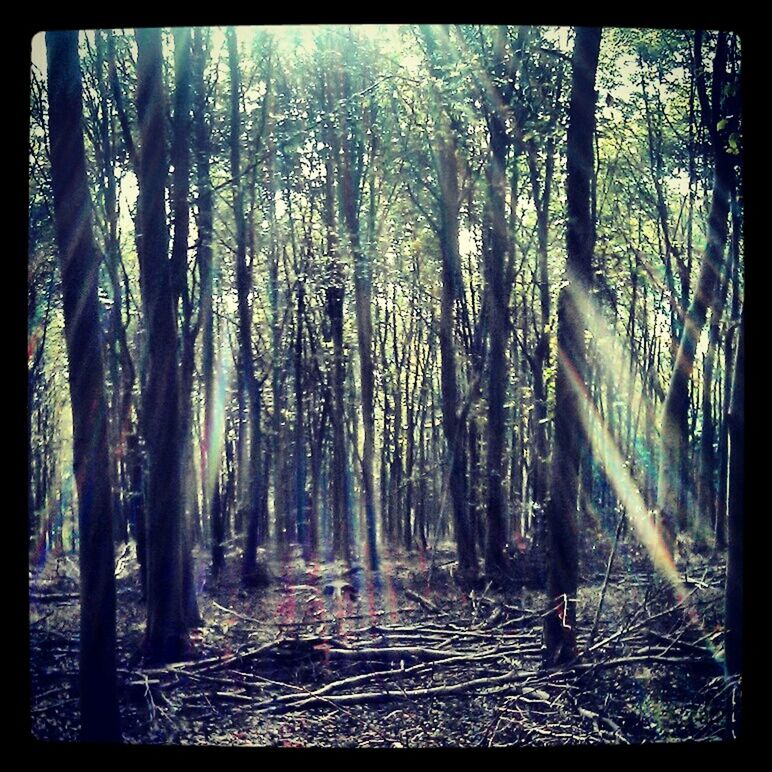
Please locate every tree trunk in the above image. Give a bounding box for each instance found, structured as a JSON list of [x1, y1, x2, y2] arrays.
[[295, 278, 308, 554], [438, 131, 478, 584], [335, 55, 379, 571], [227, 28, 264, 583], [421, 27, 477, 584], [526, 129, 557, 567], [543, 26, 601, 667], [135, 27, 190, 663], [191, 28, 222, 576], [323, 124, 352, 560], [170, 26, 202, 630], [724, 312, 743, 738], [697, 250, 730, 550], [46, 29, 121, 741], [716, 191, 741, 550], [483, 85, 512, 582]]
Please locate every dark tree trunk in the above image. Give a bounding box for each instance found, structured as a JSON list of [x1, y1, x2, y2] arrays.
[[724, 312, 743, 738], [126, 432, 146, 598], [697, 250, 730, 550], [483, 104, 511, 582], [438, 131, 477, 585], [170, 26, 202, 630], [227, 28, 264, 583], [327, 278, 352, 561], [295, 278, 308, 553], [94, 30, 130, 546], [716, 192, 742, 550], [421, 27, 477, 584], [543, 26, 601, 667], [46, 29, 121, 742], [336, 55, 379, 571], [135, 27, 189, 663], [525, 123, 558, 567], [192, 28, 222, 575], [268, 172, 285, 548]]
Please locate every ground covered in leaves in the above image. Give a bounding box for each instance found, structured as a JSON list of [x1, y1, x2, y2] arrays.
[[29, 534, 732, 747]]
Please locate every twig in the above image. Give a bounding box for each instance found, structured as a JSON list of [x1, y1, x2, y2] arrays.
[[404, 589, 440, 613], [588, 511, 626, 646], [211, 600, 263, 626]]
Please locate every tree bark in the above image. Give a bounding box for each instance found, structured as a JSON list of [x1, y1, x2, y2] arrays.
[[192, 28, 222, 576], [716, 191, 742, 550], [438, 130, 478, 584], [135, 27, 189, 662], [322, 94, 352, 560], [335, 48, 379, 571], [421, 26, 477, 584], [227, 28, 264, 583], [724, 312, 743, 738], [46, 29, 121, 741], [543, 26, 601, 667], [170, 26, 203, 629], [482, 30, 513, 581]]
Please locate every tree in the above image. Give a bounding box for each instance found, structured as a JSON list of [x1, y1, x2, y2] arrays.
[[724, 310, 743, 738], [46, 29, 121, 740], [318, 58, 352, 562], [334, 33, 380, 571], [480, 26, 517, 582], [170, 26, 203, 628], [657, 31, 734, 548], [420, 26, 478, 584], [227, 27, 266, 585], [135, 27, 189, 662], [190, 28, 223, 577], [543, 26, 601, 667]]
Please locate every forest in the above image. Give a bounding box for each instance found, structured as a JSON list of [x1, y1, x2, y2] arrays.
[[27, 24, 743, 747]]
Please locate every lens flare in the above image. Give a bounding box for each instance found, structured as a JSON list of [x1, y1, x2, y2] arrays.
[[560, 277, 726, 672]]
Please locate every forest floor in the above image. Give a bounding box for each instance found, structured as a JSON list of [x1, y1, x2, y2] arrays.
[[28, 530, 733, 747]]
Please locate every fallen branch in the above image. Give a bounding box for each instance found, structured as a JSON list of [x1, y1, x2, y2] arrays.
[[404, 589, 440, 613], [29, 591, 79, 603]]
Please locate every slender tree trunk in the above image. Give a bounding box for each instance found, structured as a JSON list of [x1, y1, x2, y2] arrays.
[[724, 312, 743, 738], [716, 192, 741, 550], [421, 27, 477, 583], [192, 29, 222, 576], [295, 277, 308, 553], [543, 26, 601, 667], [697, 253, 730, 549], [227, 29, 264, 583], [127, 431, 146, 598], [46, 29, 121, 741], [95, 30, 129, 546], [483, 92, 512, 582], [170, 27, 202, 629], [526, 132, 556, 562], [135, 27, 189, 663], [336, 58, 379, 571], [438, 132, 477, 584]]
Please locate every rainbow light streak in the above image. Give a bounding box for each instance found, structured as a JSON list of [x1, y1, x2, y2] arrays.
[[202, 339, 230, 509], [557, 346, 725, 670], [569, 280, 661, 467]]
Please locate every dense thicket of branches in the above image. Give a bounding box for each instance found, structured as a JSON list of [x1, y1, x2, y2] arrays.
[[29, 25, 743, 742]]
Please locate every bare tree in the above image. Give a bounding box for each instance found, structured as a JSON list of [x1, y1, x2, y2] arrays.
[[46, 29, 121, 739], [543, 26, 601, 667]]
